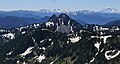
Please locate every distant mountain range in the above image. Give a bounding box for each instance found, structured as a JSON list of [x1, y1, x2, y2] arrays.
[[0, 7, 120, 28], [0, 16, 49, 29]]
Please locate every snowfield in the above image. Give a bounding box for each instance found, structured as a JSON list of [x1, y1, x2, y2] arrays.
[[46, 21, 54, 27], [2, 33, 15, 39], [6, 51, 13, 55], [94, 42, 101, 51], [37, 55, 45, 62], [105, 50, 120, 60], [69, 36, 81, 43]]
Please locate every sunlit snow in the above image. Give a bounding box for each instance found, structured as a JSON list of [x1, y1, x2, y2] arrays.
[[69, 36, 81, 43], [91, 35, 112, 44], [20, 47, 34, 56], [37, 55, 45, 62], [89, 57, 95, 63], [105, 50, 120, 60], [2, 33, 15, 39], [6, 51, 13, 55], [22, 31, 26, 34], [100, 35, 112, 43], [94, 42, 101, 51], [46, 22, 54, 27]]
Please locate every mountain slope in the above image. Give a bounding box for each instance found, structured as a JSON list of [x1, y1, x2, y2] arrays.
[[0, 10, 42, 18], [39, 16, 50, 22], [105, 19, 120, 25], [0, 14, 120, 64], [0, 16, 43, 29]]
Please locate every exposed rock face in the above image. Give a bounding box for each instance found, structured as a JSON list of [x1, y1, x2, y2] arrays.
[[56, 24, 72, 33], [46, 13, 82, 33]]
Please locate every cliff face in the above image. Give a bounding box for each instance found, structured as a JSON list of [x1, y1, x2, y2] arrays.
[[46, 13, 82, 33]]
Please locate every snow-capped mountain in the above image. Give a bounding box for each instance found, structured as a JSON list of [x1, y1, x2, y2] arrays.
[[0, 7, 120, 29], [39, 7, 120, 14], [0, 7, 120, 15], [99, 7, 120, 13], [39, 9, 74, 13], [38, 9, 95, 15], [80, 10, 95, 14]]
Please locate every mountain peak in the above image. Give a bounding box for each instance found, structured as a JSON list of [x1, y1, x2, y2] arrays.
[[100, 7, 119, 13], [59, 13, 70, 19], [51, 14, 57, 18], [46, 13, 82, 33], [105, 7, 117, 11], [48, 14, 58, 21]]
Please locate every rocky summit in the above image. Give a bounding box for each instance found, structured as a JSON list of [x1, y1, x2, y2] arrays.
[[0, 14, 120, 64], [46, 13, 82, 33]]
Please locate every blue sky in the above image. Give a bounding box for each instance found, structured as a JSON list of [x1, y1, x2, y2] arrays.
[[0, 0, 120, 10]]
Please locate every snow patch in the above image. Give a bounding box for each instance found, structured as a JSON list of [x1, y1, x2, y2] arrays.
[[6, 51, 13, 55], [69, 36, 81, 43], [22, 31, 26, 34], [50, 58, 58, 64], [2, 33, 15, 39], [20, 47, 34, 56], [42, 29, 49, 31], [94, 42, 101, 51], [34, 24, 40, 28], [0, 29, 6, 32], [37, 55, 45, 62], [16, 61, 20, 64], [40, 39, 45, 43], [40, 47, 46, 50], [100, 48, 104, 52], [89, 58, 95, 63], [46, 22, 54, 27], [67, 41, 69, 44], [100, 35, 112, 43], [48, 39, 52, 41], [91, 35, 112, 44], [50, 60, 56, 64], [51, 42, 53, 45], [32, 37, 36, 42], [23, 62, 26, 64], [105, 50, 120, 60]]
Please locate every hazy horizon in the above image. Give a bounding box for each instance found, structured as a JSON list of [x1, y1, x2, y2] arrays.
[[0, 0, 120, 11]]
